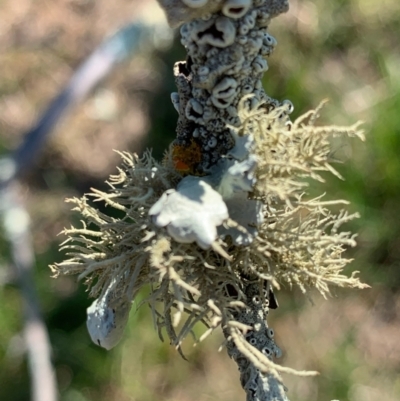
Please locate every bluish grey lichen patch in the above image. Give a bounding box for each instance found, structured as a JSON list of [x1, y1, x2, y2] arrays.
[[149, 175, 229, 249], [219, 192, 263, 245], [213, 155, 257, 198], [86, 281, 131, 350]]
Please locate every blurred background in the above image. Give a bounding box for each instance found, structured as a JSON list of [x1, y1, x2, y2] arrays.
[[1, 0, 399, 400]]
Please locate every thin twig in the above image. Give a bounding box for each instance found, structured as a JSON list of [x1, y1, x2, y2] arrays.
[[1, 186, 58, 401], [0, 22, 153, 189]]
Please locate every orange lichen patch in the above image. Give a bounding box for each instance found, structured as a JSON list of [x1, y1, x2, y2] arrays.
[[172, 140, 202, 174]]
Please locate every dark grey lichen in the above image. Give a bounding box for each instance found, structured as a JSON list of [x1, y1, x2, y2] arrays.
[[172, 0, 289, 174]]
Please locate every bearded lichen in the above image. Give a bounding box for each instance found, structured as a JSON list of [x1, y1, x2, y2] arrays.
[[51, 104, 366, 388], [52, 0, 368, 400]]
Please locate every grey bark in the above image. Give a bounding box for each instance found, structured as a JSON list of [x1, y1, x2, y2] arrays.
[[156, 1, 291, 400]]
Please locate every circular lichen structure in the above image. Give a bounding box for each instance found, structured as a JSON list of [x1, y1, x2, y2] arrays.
[[171, 0, 289, 174]]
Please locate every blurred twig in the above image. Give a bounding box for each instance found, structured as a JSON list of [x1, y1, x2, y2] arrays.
[[0, 185, 58, 401], [0, 22, 156, 190]]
